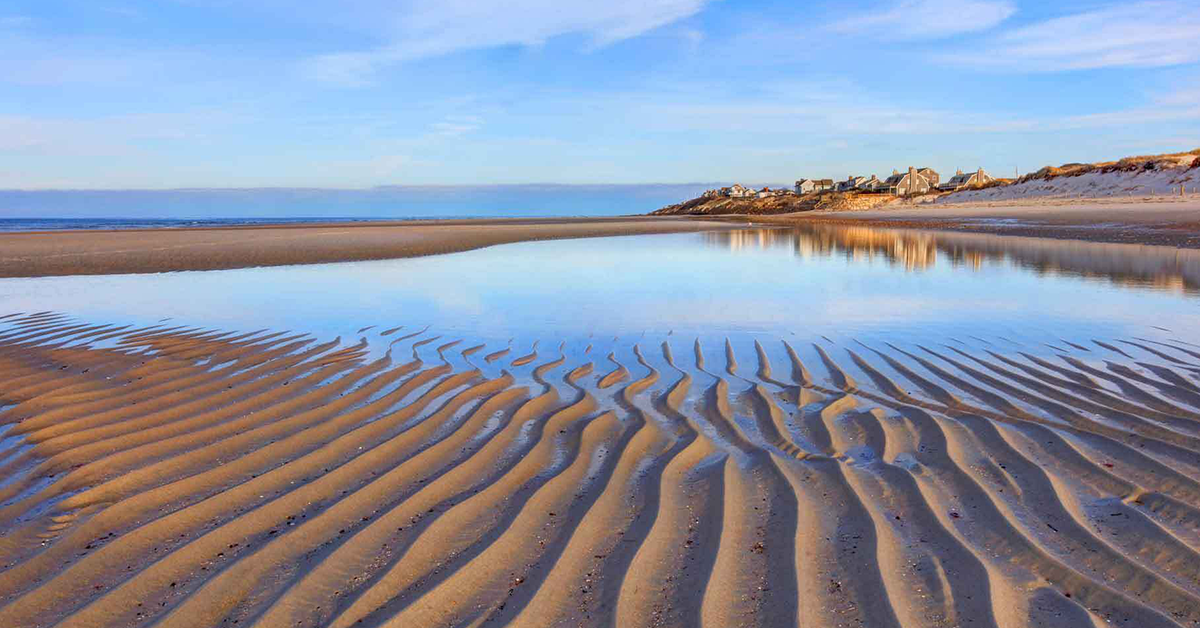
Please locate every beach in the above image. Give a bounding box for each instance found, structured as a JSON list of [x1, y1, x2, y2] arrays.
[[2, 311, 1200, 627], [2, 212, 1200, 627], [0, 217, 731, 277], [12, 0, 1200, 624]]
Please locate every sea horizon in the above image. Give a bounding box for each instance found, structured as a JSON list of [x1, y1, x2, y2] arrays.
[[0, 184, 793, 224]]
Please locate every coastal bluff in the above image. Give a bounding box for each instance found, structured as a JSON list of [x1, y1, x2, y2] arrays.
[[651, 191, 894, 216]]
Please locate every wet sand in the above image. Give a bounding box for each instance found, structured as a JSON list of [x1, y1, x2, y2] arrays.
[[3, 313, 1200, 627], [745, 198, 1200, 248], [0, 217, 731, 278]]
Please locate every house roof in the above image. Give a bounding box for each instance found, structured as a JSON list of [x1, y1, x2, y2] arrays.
[[946, 173, 973, 185]]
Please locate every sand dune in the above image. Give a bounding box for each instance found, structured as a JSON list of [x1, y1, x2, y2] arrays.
[[3, 315, 1200, 626]]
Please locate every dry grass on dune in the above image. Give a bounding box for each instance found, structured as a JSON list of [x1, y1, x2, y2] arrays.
[[1020, 148, 1200, 183], [2, 314, 1200, 626]]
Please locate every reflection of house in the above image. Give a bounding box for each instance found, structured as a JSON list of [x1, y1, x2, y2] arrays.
[[940, 168, 994, 190], [703, 222, 1200, 295], [795, 178, 834, 194], [884, 166, 937, 196]]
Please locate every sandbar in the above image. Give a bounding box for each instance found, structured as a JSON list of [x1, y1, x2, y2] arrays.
[[0, 216, 732, 278]]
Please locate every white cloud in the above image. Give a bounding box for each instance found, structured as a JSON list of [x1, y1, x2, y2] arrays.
[[300, 0, 710, 86], [951, 1, 1200, 71], [832, 0, 1015, 39]]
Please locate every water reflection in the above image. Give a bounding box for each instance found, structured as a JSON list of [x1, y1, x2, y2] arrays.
[[706, 224, 1200, 295]]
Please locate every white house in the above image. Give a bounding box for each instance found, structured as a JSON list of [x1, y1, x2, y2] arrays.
[[795, 178, 834, 194]]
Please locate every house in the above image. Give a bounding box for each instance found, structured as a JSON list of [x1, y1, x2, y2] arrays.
[[757, 187, 794, 198], [917, 167, 940, 188], [940, 168, 994, 191], [884, 166, 936, 196], [795, 178, 834, 194], [837, 175, 871, 191], [727, 184, 756, 198], [856, 175, 882, 191]]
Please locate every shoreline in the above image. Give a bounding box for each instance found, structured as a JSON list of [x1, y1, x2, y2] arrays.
[[716, 198, 1200, 248], [3, 199, 1199, 279], [0, 216, 732, 278]]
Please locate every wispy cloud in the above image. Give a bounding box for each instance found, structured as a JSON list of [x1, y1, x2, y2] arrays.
[[0, 110, 254, 158], [300, 0, 711, 86], [950, 1, 1200, 71], [429, 115, 484, 137], [593, 75, 1200, 139], [832, 0, 1015, 40], [0, 15, 32, 28]]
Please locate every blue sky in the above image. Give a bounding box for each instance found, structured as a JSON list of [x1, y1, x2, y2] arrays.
[[3, 0, 1199, 189]]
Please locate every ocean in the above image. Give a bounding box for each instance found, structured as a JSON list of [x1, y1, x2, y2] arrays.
[[0, 217, 446, 232], [0, 183, 746, 231]]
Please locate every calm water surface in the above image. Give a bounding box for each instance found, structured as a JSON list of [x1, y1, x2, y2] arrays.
[[1, 224, 1197, 362]]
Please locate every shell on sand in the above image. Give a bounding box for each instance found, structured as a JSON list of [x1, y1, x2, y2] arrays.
[[1, 313, 1200, 627]]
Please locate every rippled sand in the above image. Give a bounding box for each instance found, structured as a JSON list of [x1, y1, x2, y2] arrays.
[[2, 313, 1200, 627]]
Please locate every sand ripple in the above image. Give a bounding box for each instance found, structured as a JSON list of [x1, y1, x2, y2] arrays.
[[1, 313, 1200, 627]]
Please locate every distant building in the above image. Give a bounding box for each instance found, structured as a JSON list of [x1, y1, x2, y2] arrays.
[[940, 168, 994, 191], [917, 167, 940, 188], [837, 175, 870, 192], [727, 184, 756, 198], [884, 166, 936, 196], [756, 187, 794, 198], [795, 178, 834, 194], [856, 175, 883, 191]]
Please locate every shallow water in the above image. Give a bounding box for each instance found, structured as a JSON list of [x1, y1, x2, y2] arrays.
[[4, 224, 1200, 627], [0, 223, 1196, 354]]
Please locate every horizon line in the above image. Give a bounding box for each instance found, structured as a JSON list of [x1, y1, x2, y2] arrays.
[[0, 182, 798, 193]]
